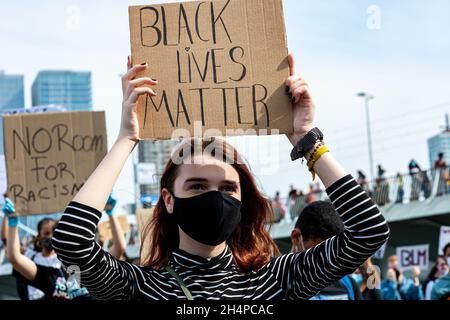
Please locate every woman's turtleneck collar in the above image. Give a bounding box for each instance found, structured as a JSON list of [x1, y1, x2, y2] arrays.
[[169, 245, 236, 271]]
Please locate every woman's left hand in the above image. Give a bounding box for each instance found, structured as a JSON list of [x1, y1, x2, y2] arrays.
[[285, 53, 315, 146]]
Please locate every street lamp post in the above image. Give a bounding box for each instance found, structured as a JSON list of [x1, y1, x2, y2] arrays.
[[357, 92, 375, 182]]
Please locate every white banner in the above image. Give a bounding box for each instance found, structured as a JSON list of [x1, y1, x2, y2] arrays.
[[396, 244, 429, 271], [438, 226, 450, 255], [0, 105, 66, 116], [137, 163, 156, 185]]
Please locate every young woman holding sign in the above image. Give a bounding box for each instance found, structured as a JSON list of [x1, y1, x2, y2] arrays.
[[52, 55, 389, 300]]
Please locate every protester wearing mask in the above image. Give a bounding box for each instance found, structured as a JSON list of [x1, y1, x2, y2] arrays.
[[3, 199, 90, 300], [354, 259, 383, 300], [381, 268, 402, 300], [423, 256, 448, 300], [385, 255, 423, 300], [400, 266, 423, 300], [52, 54, 389, 300], [431, 242, 450, 300], [291, 201, 363, 300]]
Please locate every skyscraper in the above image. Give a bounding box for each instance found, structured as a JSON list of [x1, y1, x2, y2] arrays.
[[0, 70, 24, 110], [32, 71, 92, 111]]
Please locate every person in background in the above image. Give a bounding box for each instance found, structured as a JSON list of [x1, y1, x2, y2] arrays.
[[306, 184, 316, 204], [385, 255, 423, 300], [399, 266, 423, 300], [353, 258, 383, 300], [388, 255, 399, 274], [357, 170, 369, 193], [395, 173, 404, 203], [271, 191, 286, 223], [103, 195, 127, 260], [423, 255, 448, 300], [291, 201, 363, 300], [434, 153, 448, 196], [375, 165, 389, 206], [421, 170, 432, 199], [285, 188, 298, 222], [431, 242, 450, 300], [409, 159, 422, 201], [381, 268, 402, 300], [3, 198, 90, 300], [289, 190, 306, 221]]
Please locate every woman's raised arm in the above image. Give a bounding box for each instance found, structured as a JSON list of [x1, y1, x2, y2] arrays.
[[72, 57, 157, 211]]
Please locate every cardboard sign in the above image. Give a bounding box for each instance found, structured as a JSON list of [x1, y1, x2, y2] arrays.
[[129, 0, 292, 139], [136, 208, 154, 236], [3, 112, 107, 215], [98, 215, 131, 243], [396, 244, 429, 271], [438, 226, 450, 255], [136, 208, 154, 263]]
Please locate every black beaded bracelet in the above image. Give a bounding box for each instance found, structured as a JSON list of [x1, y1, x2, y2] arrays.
[[290, 127, 324, 161]]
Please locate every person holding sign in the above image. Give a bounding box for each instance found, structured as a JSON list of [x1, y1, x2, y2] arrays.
[[102, 195, 127, 261], [52, 55, 389, 300], [3, 198, 90, 300]]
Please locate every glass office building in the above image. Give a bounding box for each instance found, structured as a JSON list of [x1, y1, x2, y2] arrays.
[[32, 71, 92, 111]]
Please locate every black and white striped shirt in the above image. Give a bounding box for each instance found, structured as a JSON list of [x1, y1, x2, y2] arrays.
[[53, 175, 389, 300]]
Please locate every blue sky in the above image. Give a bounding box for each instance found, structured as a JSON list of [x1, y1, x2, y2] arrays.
[[1, 0, 449, 204]]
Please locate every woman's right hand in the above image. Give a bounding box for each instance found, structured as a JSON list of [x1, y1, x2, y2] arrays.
[[118, 56, 158, 142], [2, 198, 18, 227]]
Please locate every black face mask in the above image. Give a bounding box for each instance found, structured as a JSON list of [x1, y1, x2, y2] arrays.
[[172, 191, 242, 246], [40, 236, 53, 251]]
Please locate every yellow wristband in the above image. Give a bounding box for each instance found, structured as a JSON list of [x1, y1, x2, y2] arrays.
[[307, 145, 330, 180]]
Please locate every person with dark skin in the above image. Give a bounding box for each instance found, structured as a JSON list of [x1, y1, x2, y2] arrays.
[[3, 199, 90, 300], [291, 201, 363, 300]]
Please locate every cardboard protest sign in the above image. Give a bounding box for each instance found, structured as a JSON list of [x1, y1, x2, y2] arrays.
[[396, 244, 429, 271], [438, 226, 450, 255], [136, 208, 154, 236], [129, 0, 292, 140], [136, 208, 154, 263], [3, 112, 107, 215], [98, 215, 131, 244]]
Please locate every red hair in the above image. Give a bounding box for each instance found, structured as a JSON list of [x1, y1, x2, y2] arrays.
[[140, 138, 280, 273]]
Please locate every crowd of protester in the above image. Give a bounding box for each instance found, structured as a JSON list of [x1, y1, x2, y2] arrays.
[[356, 153, 449, 207]]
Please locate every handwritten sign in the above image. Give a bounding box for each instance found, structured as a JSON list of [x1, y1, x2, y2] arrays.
[[98, 215, 131, 244], [3, 112, 107, 215], [129, 0, 292, 139], [396, 244, 429, 271]]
